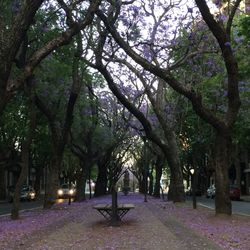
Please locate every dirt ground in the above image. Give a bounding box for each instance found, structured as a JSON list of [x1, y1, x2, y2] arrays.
[[0, 193, 226, 250]]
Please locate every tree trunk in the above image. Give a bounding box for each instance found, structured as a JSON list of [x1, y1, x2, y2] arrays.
[[138, 176, 144, 193], [165, 132, 185, 202], [75, 161, 86, 202], [148, 171, 153, 195], [11, 142, 30, 220], [0, 164, 6, 200], [233, 143, 241, 189], [109, 185, 120, 226], [75, 171, 86, 201], [214, 132, 232, 215], [34, 164, 44, 198], [11, 87, 36, 219], [95, 163, 108, 197], [43, 154, 61, 209], [153, 155, 163, 198]]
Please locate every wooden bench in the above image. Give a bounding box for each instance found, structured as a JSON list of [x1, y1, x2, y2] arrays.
[[93, 203, 135, 220]]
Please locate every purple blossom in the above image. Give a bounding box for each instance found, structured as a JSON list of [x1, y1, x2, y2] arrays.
[[170, 39, 178, 46], [187, 7, 193, 13], [239, 81, 246, 85], [11, 0, 21, 13], [188, 32, 195, 41], [120, 16, 130, 27], [213, 0, 221, 6], [234, 36, 244, 43], [142, 44, 152, 61], [206, 58, 214, 66], [222, 90, 228, 97], [148, 114, 158, 126], [206, 71, 213, 77], [218, 14, 227, 22], [41, 23, 49, 32]]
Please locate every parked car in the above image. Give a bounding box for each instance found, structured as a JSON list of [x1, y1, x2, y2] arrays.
[[57, 183, 76, 199], [8, 185, 36, 202], [206, 184, 240, 200], [229, 184, 240, 200], [206, 184, 216, 198], [20, 186, 36, 201]]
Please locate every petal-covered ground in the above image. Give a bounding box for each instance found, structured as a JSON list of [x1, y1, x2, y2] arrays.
[[151, 199, 250, 250], [0, 193, 249, 250]]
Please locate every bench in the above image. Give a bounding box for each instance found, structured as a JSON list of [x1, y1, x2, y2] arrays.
[[93, 203, 135, 220]]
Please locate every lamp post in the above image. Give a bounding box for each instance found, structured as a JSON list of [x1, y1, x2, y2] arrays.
[[190, 168, 197, 209]]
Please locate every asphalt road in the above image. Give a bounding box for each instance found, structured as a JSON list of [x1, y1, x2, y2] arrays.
[[1, 196, 250, 217], [0, 199, 44, 217], [0, 197, 75, 216], [196, 196, 250, 217]]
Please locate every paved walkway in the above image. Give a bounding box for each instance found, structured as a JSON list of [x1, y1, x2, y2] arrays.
[[2, 193, 222, 250]]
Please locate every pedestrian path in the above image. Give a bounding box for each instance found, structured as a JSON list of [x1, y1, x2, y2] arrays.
[[0, 193, 223, 250]]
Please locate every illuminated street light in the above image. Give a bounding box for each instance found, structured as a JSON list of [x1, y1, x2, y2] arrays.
[[190, 168, 197, 209]]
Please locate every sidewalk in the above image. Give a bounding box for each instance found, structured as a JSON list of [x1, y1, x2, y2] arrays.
[[1, 193, 249, 250], [241, 195, 250, 202], [0, 193, 222, 250]]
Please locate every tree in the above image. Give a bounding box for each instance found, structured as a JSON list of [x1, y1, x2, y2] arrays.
[[0, 0, 101, 115], [96, 0, 242, 215], [34, 36, 84, 208], [84, 4, 185, 202], [11, 81, 37, 219]]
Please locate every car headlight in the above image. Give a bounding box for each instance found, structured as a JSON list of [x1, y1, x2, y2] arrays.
[[69, 189, 74, 195], [29, 192, 35, 199], [58, 189, 63, 195]]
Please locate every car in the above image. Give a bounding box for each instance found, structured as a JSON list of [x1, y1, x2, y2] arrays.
[[206, 184, 241, 200], [229, 184, 240, 200], [20, 186, 36, 201], [57, 183, 76, 199], [8, 185, 36, 202], [206, 184, 215, 198]]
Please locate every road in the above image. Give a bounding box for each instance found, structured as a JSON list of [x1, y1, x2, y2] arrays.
[[1, 196, 250, 217], [0, 198, 72, 217], [0, 199, 44, 216], [196, 196, 250, 217]]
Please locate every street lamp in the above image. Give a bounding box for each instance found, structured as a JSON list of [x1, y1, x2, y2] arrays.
[[190, 168, 197, 209]]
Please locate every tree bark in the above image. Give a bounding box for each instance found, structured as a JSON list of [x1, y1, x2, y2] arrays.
[[153, 155, 164, 198], [165, 132, 185, 202], [110, 185, 120, 226], [214, 132, 232, 215], [94, 162, 108, 197], [34, 163, 44, 197], [232, 143, 241, 189], [75, 161, 86, 202], [43, 154, 61, 209], [11, 85, 37, 219]]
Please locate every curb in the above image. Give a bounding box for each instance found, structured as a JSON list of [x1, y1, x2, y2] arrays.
[[198, 202, 250, 217]]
